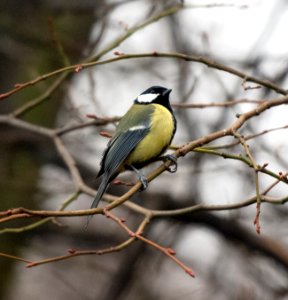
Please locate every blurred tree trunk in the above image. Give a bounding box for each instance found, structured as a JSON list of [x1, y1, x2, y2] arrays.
[[0, 1, 99, 296]]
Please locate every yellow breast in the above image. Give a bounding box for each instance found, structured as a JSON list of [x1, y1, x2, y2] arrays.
[[126, 104, 175, 164]]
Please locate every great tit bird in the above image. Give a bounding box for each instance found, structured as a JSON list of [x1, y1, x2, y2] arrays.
[[91, 86, 177, 209]]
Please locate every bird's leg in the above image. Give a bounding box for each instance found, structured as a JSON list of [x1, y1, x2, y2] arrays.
[[128, 165, 148, 191], [157, 154, 178, 173]]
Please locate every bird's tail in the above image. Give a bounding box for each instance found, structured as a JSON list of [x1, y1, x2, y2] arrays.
[[91, 175, 110, 209], [86, 176, 110, 228]]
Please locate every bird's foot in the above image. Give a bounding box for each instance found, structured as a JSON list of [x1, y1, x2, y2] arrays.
[[138, 174, 148, 191], [160, 154, 178, 173], [128, 164, 149, 191]]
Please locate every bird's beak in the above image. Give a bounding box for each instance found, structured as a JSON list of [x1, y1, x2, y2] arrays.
[[163, 89, 172, 96]]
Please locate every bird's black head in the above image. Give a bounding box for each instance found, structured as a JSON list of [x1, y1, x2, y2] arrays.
[[134, 86, 173, 111]]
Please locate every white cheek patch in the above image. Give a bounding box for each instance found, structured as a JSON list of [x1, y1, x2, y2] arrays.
[[129, 125, 147, 131], [137, 93, 159, 103]]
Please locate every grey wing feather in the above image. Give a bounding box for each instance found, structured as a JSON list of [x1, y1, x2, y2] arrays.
[[104, 128, 149, 174], [91, 128, 149, 209]]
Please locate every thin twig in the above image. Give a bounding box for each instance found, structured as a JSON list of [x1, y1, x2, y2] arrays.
[[0, 213, 33, 223], [262, 173, 288, 196], [104, 209, 195, 277], [206, 124, 288, 150], [1, 194, 287, 226], [193, 147, 284, 184], [149, 195, 288, 217], [232, 130, 261, 234], [25, 215, 151, 268], [172, 99, 264, 108], [0, 192, 80, 234], [0, 252, 32, 264], [0, 6, 183, 101], [11, 74, 67, 117], [1, 51, 287, 101]]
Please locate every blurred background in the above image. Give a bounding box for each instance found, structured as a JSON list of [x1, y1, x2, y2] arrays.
[[1, 0, 288, 299]]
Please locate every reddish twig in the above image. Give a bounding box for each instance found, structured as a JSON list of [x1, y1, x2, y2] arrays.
[[103, 209, 195, 278], [232, 130, 262, 234], [0, 252, 32, 264], [26, 246, 125, 268], [262, 172, 288, 196], [253, 203, 261, 234], [0, 213, 34, 223], [100, 131, 113, 138], [172, 99, 264, 109], [0, 5, 183, 101], [1, 51, 287, 101], [112, 179, 134, 187], [25, 215, 150, 268]]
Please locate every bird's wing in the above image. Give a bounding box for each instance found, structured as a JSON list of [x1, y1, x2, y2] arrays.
[[90, 128, 148, 210], [97, 104, 154, 179], [98, 127, 150, 179]]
